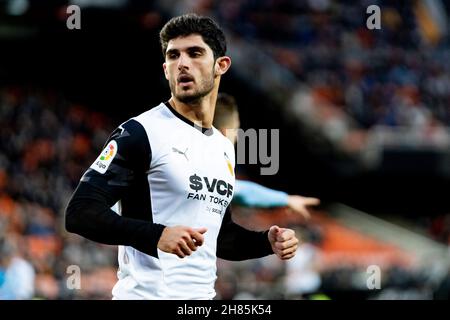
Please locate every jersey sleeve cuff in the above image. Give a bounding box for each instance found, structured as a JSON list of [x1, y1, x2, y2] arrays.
[[262, 230, 274, 256], [134, 223, 166, 258]]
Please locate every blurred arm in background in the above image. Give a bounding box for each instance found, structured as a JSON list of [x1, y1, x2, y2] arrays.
[[234, 179, 319, 219]]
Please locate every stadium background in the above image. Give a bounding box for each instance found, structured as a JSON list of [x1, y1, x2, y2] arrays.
[[0, 0, 449, 299]]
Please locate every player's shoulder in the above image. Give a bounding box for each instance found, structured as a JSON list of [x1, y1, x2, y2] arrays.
[[108, 104, 166, 146], [132, 102, 167, 124], [212, 127, 235, 152], [211, 126, 230, 142]]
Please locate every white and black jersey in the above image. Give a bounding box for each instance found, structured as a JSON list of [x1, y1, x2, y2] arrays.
[[65, 102, 273, 299]]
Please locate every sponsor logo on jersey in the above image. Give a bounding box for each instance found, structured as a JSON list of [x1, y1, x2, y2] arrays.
[[188, 174, 233, 198], [187, 174, 234, 210], [90, 140, 118, 174]]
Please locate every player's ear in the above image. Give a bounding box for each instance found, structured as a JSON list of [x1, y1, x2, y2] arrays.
[[215, 56, 231, 76], [163, 62, 169, 80]]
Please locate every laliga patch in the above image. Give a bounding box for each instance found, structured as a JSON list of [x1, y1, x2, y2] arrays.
[[90, 140, 118, 174]]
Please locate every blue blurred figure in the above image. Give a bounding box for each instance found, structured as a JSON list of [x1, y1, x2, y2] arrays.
[[0, 237, 35, 300]]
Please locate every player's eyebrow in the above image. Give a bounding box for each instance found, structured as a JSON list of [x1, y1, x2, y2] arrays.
[[186, 46, 206, 54], [166, 46, 207, 57], [166, 48, 179, 57]]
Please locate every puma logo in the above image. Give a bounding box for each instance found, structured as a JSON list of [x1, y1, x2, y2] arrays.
[[172, 147, 189, 161]]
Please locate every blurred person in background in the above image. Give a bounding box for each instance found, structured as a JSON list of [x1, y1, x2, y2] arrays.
[[283, 226, 323, 299], [0, 236, 35, 300], [213, 92, 320, 219], [65, 13, 299, 300]]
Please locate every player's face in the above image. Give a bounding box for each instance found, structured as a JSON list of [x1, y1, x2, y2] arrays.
[[163, 34, 217, 103]]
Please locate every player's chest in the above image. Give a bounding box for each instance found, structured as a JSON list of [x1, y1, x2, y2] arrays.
[[150, 134, 235, 198]]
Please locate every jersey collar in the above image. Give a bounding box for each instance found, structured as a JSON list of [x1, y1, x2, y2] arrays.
[[164, 101, 214, 136]]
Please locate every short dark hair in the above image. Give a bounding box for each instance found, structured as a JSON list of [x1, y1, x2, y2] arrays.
[[159, 13, 227, 60], [213, 93, 239, 128]]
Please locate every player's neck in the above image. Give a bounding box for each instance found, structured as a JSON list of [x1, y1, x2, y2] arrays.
[[169, 93, 217, 129]]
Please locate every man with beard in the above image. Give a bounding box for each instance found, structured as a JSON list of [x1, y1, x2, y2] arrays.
[[65, 14, 299, 299]]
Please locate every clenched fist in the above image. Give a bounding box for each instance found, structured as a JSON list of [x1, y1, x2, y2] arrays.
[[268, 225, 299, 260], [157, 226, 207, 258]]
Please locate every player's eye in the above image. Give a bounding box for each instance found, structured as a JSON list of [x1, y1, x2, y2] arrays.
[[167, 52, 179, 60], [188, 49, 203, 58]]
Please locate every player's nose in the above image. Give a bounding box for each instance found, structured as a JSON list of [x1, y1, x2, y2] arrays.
[[177, 53, 190, 71]]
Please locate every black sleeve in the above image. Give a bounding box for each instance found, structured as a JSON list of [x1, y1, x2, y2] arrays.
[[65, 119, 165, 258], [216, 206, 274, 261]]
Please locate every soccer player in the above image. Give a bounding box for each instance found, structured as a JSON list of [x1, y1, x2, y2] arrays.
[[65, 13, 299, 300], [213, 93, 320, 219]]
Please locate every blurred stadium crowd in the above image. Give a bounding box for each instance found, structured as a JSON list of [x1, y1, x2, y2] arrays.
[[0, 87, 117, 299], [223, 0, 450, 124], [188, 0, 450, 154], [0, 0, 450, 299]]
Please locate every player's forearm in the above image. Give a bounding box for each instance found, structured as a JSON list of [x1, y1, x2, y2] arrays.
[[65, 182, 165, 257], [216, 208, 273, 260], [217, 224, 273, 260]]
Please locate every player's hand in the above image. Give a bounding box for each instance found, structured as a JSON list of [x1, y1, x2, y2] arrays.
[[157, 226, 207, 258], [268, 225, 298, 260], [287, 195, 320, 220]]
